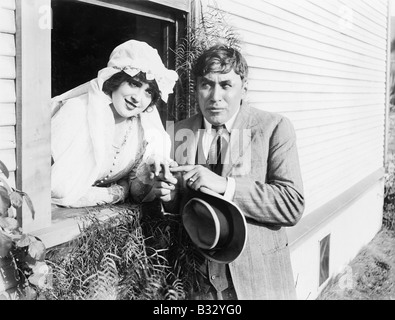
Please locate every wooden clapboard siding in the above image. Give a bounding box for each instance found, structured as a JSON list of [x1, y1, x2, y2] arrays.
[[0, 103, 16, 126], [0, 79, 15, 102], [0, 0, 16, 188], [0, 125, 16, 149], [213, 0, 387, 216], [0, 56, 16, 78], [0, 33, 15, 56], [0, 7, 16, 34]]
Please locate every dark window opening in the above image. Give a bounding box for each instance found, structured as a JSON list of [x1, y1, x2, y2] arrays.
[[51, 0, 182, 122]]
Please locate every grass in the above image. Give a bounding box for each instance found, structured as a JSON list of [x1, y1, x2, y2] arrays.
[[317, 167, 395, 300], [317, 227, 395, 300]]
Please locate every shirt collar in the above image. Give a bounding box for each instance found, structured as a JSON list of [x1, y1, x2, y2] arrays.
[[203, 105, 241, 132]]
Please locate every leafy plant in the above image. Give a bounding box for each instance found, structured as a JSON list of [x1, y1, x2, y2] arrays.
[[0, 160, 50, 300], [41, 205, 202, 300], [172, 1, 241, 120]]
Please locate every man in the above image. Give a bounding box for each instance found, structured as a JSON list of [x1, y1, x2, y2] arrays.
[[161, 44, 304, 299]]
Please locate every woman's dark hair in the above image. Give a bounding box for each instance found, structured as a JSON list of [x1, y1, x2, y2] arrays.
[[102, 71, 161, 108], [192, 44, 249, 82]]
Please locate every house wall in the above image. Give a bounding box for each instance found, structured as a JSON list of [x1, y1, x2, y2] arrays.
[[0, 0, 16, 188], [210, 0, 389, 298], [290, 179, 384, 299]]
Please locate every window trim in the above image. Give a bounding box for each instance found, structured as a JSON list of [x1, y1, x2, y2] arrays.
[[75, 0, 188, 22], [16, 0, 52, 233], [15, 0, 188, 240]]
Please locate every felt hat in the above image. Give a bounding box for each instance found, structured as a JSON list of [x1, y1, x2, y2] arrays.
[[182, 187, 247, 264]]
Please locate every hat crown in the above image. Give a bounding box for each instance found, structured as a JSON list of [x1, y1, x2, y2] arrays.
[[182, 188, 247, 264]]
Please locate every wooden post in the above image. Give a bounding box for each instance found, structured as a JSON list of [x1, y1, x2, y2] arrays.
[[15, 0, 51, 233]]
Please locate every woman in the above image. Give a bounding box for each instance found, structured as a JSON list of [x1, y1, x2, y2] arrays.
[[51, 40, 178, 208]]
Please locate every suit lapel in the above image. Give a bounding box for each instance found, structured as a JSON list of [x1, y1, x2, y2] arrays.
[[222, 103, 255, 177]]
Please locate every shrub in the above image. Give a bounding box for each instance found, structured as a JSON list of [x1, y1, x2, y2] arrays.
[[40, 205, 202, 300]]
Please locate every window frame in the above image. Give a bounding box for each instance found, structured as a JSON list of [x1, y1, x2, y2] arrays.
[[15, 0, 189, 246]]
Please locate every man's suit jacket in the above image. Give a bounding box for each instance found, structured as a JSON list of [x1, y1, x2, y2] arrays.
[[172, 103, 305, 300]]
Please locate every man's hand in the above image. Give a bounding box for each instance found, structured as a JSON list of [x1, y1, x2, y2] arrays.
[[170, 165, 227, 195]]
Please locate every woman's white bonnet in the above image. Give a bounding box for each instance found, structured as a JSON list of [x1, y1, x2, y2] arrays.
[[97, 40, 178, 103]]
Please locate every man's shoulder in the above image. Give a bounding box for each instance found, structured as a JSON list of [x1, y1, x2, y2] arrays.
[[174, 113, 201, 131], [245, 106, 287, 128]]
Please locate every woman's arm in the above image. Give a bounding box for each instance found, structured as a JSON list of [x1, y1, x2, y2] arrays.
[[68, 180, 129, 208]]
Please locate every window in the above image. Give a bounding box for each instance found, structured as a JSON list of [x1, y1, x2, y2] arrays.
[[319, 234, 330, 286], [16, 0, 188, 245]]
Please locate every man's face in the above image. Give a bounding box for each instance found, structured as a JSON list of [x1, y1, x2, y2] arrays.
[[196, 69, 248, 126]]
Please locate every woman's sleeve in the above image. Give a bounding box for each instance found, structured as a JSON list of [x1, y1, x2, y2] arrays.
[[128, 108, 172, 203], [67, 183, 128, 208], [140, 107, 172, 162]]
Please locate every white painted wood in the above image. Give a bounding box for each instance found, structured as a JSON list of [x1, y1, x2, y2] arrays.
[[0, 0, 16, 10], [0, 55, 15, 78], [0, 8, 15, 34], [248, 80, 385, 94], [0, 103, 16, 126], [0, 148, 15, 171], [0, 125, 16, 150], [246, 56, 385, 82], [219, 0, 386, 55], [248, 69, 385, 88], [238, 27, 386, 67], [0, 32, 15, 56], [262, 0, 386, 44], [243, 42, 386, 74], [0, 79, 15, 102], [247, 92, 385, 103], [249, 99, 384, 113], [16, 0, 52, 233]]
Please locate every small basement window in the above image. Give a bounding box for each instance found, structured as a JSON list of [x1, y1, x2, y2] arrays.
[[319, 234, 331, 286]]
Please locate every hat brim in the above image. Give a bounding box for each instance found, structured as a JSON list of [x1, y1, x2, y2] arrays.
[[182, 187, 247, 264]]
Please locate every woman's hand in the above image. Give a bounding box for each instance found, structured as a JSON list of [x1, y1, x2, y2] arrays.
[[147, 157, 178, 185]]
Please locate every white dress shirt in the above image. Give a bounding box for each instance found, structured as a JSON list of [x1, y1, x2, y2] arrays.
[[200, 108, 240, 200]]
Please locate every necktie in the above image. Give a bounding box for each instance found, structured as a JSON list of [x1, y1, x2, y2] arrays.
[[207, 125, 229, 175]]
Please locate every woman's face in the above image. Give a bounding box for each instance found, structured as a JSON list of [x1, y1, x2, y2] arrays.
[[111, 79, 154, 119]]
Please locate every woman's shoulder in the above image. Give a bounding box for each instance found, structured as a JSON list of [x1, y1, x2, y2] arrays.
[[52, 93, 89, 120], [62, 94, 89, 112]]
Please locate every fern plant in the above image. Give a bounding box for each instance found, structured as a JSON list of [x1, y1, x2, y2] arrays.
[[172, 1, 242, 120], [41, 205, 202, 300]]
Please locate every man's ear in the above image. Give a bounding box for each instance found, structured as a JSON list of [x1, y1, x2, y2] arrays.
[[241, 80, 248, 99]]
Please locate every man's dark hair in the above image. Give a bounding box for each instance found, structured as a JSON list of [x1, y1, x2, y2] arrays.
[[102, 71, 161, 107], [192, 44, 249, 82]]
